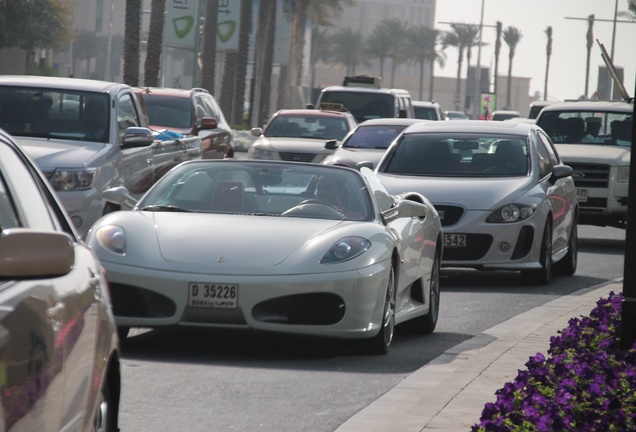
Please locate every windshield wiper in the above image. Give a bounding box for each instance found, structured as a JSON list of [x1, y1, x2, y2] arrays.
[[141, 204, 192, 212]]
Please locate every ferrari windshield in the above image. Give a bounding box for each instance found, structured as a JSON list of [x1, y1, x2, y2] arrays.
[[379, 133, 530, 177], [140, 161, 373, 221]]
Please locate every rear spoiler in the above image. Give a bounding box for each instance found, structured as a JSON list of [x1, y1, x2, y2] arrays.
[[597, 39, 633, 103]]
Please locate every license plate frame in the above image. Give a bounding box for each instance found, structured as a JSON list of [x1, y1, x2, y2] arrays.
[[188, 282, 238, 309], [444, 233, 466, 248]]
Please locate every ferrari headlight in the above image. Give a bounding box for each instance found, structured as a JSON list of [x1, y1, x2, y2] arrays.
[[486, 204, 535, 223], [321, 236, 371, 263], [49, 168, 96, 191], [249, 147, 278, 160], [95, 225, 126, 255], [617, 166, 630, 182]]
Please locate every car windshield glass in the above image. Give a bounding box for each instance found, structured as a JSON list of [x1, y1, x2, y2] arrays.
[[319, 91, 394, 123], [380, 133, 529, 177], [264, 115, 349, 140], [139, 161, 373, 221], [414, 106, 437, 120], [0, 87, 110, 143], [141, 94, 192, 129], [343, 124, 407, 149], [536, 110, 633, 147]]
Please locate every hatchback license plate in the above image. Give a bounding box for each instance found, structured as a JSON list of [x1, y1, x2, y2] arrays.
[[444, 234, 466, 248], [576, 189, 588, 202], [188, 283, 238, 309]]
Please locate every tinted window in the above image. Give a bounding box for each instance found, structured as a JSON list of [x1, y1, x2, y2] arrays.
[[142, 94, 192, 129], [343, 124, 409, 149], [537, 110, 632, 146], [319, 91, 396, 122]]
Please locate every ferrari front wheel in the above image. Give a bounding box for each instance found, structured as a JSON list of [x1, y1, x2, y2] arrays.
[[362, 265, 395, 355]]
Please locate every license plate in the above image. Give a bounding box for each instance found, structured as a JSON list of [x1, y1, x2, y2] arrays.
[[188, 283, 238, 309], [444, 233, 466, 248], [576, 189, 588, 202]]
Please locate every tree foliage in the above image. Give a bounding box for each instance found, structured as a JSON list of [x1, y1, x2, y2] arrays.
[[0, 0, 73, 71]]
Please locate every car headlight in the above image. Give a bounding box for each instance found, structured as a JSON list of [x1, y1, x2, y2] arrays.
[[321, 236, 371, 263], [95, 225, 126, 255], [249, 147, 278, 160], [618, 166, 630, 182], [49, 168, 96, 191], [486, 204, 535, 223]]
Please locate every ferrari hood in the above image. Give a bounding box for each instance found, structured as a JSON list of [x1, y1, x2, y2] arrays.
[[13, 136, 106, 168], [377, 174, 532, 210], [152, 213, 343, 267]]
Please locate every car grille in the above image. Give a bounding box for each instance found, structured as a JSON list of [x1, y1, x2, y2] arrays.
[[566, 162, 610, 212], [442, 234, 492, 261], [434, 204, 465, 227], [279, 152, 316, 163], [567, 162, 610, 188]]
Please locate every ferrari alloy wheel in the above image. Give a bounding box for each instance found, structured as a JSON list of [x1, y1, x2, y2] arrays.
[[364, 265, 396, 355], [523, 220, 552, 285], [553, 217, 578, 276]]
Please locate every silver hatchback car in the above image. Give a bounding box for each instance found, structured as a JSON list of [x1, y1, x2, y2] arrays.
[[0, 128, 121, 431], [375, 120, 579, 285]]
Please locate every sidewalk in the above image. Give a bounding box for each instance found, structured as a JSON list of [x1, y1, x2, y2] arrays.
[[335, 279, 622, 432]]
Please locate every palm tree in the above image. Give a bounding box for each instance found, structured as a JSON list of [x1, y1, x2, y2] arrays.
[[618, 0, 636, 20], [309, 26, 332, 104], [144, 0, 166, 87], [365, 23, 392, 80], [584, 14, 594, 99], [200, 0, 219, 93], [230, 0, 252, 125], [380, 18, 409, 87], [493, 21, 502, 110], [502, 25, 522, 109], [123, 0, 142, 86], [544, 26, 552, 101], [329, 27, 364, 76], [251, 0, 276, 127], [405, 25, 444, 100], [443, 23, 475, 110]]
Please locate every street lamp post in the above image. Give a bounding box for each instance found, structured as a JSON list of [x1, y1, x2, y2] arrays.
[[474, 0, 485, 120]]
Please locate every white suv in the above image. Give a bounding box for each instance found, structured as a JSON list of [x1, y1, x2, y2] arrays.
[[535, 100, 633, 228]]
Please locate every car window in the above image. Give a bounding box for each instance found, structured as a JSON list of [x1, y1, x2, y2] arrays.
[[343, 124, 408, 149], [142, 94, 192, 129], [537, 110, 632, 146], [535, 133, 556, 178], [117, 92, 142, 139], [379, 133, 529, 177], [265, 115, 350, 140], [138, 162, 373, 221], [414, 106, 438, 120], [319, 91, 396, 122]]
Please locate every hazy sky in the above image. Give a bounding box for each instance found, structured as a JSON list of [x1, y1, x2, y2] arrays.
[[435, 0, 636, 101]]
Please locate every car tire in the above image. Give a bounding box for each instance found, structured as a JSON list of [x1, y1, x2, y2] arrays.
[[522, 220, 552, 285], [553, 217, 578, 276], [362, 264, 395, 355], [117, 326, 129, 342], [92, 377, 117, 432], [404, 247, 441, 334]]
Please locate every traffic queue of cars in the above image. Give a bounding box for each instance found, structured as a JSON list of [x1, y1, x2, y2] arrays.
[[0, 73, 588, 428]]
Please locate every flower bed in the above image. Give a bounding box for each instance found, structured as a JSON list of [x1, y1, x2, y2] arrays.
[[473, 291, 636, 431]]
